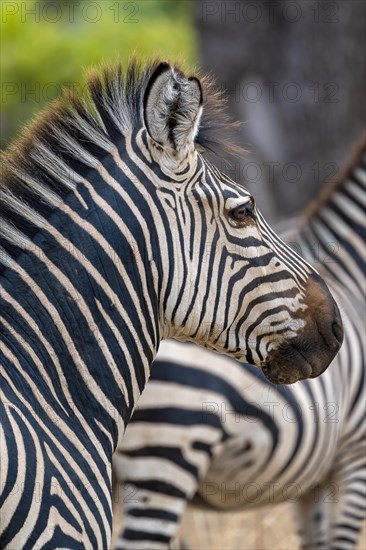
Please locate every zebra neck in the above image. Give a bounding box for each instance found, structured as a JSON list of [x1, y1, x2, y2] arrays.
[[292, 156, 365, 421], [297, 164, 365, 309], [1, 144, 161, 452]]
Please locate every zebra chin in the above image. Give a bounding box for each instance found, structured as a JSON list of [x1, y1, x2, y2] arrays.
[[262, 353, 319, 385], [262, 328, 343, 385]]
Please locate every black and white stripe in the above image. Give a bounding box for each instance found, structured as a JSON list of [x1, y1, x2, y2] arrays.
[[113, 135, 365, 549], [0, 59, 342, 548]]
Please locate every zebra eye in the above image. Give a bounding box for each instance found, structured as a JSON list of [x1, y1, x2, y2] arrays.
[[230, 200, 255, 222]]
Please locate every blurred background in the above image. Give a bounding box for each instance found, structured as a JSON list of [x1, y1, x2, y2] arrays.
[[1, 1, 365, 548], [1, 0, 365, 222]]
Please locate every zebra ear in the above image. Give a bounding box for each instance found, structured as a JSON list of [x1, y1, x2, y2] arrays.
[[144, 62, 203, 153]]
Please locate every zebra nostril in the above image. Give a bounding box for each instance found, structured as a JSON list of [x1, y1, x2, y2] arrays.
[[332, 320, 343, 344]]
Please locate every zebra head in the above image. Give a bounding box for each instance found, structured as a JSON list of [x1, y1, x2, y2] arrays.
[[0, 60, 343, 388], [143, 63, 343, 384]]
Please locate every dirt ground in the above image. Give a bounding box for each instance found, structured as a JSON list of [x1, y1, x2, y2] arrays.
[[112, 494, 366, 549]]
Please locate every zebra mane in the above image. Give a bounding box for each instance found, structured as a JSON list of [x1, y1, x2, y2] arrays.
[[0, 57, 243, 267], [303, 131, 366, 222]]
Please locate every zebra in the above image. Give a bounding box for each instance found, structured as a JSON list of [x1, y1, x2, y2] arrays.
[[113, 134, 366, 549], [0, 58, 343, 549]]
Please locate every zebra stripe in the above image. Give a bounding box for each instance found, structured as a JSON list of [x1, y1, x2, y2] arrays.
[[0, 59, 342, 548], [113, 134, 365, 549]]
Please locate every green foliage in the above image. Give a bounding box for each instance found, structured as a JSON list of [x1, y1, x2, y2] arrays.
[[1, 0, 197, 148]]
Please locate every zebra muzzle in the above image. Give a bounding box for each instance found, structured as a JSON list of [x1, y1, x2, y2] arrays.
[[262, 273, 343, 384]]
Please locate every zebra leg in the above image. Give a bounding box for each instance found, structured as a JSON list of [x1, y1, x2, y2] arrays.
[[327, 453, 366, 549], [113, 480, 193, 550], [293, 483, 331, 549], [294, 459, 366, 550], [170, 537, 191, 550]]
